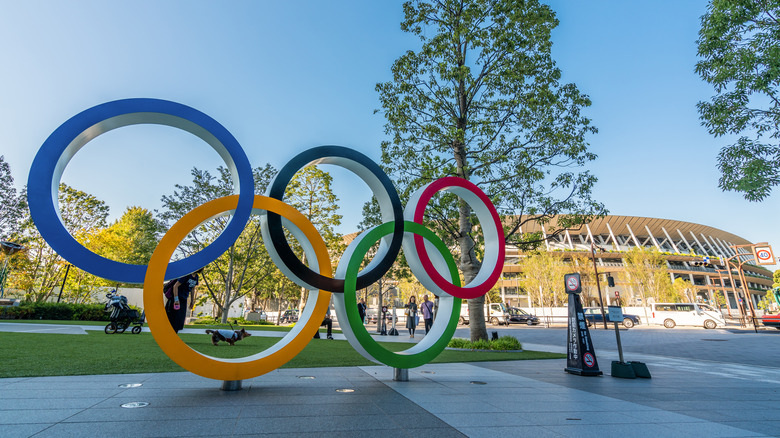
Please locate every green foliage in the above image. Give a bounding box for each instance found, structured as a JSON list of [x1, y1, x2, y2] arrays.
[[0, 302, 110, 321], [696, 0, 780, 201], [447, 335, 521, 350], [773, 270, 780, 288]]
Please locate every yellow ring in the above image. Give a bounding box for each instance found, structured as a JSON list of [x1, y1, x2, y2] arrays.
[[143, 195, 331, 381]]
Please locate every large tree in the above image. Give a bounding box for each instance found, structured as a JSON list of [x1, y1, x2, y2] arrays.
[[282, 165, 344, 312], [376, 0, 603, 340], [696, 0, 780, 201]]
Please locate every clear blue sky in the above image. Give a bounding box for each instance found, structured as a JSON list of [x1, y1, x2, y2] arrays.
[[1, 1, 776, 266]]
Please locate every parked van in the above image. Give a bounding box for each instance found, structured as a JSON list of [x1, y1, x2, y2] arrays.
[[460, 302, 509, 325], [649, 303, 726, 329]]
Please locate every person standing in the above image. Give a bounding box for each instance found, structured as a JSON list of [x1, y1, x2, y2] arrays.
[[357, 298, 367, 324], [313, 306, 334, 340], [405, 296, 418, 338], [421, 294, 435, 334], [166, 267, 203, 333]]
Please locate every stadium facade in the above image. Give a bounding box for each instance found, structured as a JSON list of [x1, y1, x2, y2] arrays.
[[498, 215, 774, 316]]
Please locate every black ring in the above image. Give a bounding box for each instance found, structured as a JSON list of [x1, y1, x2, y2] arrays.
[[265, 145, 404, 292]]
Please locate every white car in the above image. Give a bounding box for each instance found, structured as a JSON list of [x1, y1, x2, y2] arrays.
[[649, 303, 726, 329]]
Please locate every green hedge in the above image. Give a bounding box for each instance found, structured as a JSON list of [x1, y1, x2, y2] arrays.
[[448, 336, 522, 351], [0, 302, 112, 321]]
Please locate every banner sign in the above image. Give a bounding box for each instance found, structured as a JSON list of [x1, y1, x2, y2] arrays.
[[564, 273, 602, 376]]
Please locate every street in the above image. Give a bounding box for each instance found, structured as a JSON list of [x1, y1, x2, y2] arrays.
[[453, 324, 780, 368]]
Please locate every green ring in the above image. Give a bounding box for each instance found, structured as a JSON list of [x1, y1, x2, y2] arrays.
[[343, 221, 461, 368]]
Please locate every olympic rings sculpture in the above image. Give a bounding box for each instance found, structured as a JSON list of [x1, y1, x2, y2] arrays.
[[28, 98, 505, 381]]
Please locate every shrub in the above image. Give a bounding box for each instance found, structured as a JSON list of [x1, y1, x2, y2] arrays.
[[491, 336, 522, 351], [447, 336, 522, 351], [190, 316, 274, 326], [0, 302, 111, 321], [448, 338, 471, 349]]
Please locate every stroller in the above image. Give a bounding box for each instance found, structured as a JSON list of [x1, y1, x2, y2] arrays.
[[104, 290, 145, 334]]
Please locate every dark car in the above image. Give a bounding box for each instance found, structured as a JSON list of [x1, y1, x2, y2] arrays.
[[583, 307, 640, 328], [279, 309, 299, 324], [507, 307, 540, 325]]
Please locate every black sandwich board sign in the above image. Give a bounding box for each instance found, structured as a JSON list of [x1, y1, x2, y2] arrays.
[[564, 273, 602, 376]]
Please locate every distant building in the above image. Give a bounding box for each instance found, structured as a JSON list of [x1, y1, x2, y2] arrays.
[[499, 215, 774, 316]]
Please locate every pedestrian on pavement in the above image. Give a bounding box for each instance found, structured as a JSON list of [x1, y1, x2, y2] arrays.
[[358, 298, 367, 324], [405, 295, 418, 338], [313, 306, 334, 340], [166, 267, 203, 333], [421, 294, 435, 334]]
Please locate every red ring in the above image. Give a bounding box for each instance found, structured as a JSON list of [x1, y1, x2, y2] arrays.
[[412, 177, 505, 299]]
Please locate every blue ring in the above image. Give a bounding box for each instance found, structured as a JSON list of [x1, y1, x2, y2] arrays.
[[27, 98, 254, 283]]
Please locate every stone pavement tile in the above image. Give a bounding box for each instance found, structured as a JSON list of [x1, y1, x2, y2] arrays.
[[622, 409, 710, 423], [0, 423, 51, 438], [674, 410, 742, 422], [0, 408, 82, 424], [396, 427, 468, 438], [91, 394, 247, 409], [238, 402, 386, 418], [412, 400, 503, 414], [1, 388, 122, 399], [516, 410, 639, 426], [656, 421, 770, 437], [706, 409, 780, 421], [499, 400, 655, 413], [720, 421, 780, 436], [434, 412, 534, 427], [32, 418, 238, 438], [0, 397, 107, 410], [62, 405, 239, 423], [458, 425, 563, 438], [0, 377, 28, 387], [544, 422, 700, 438], [233, 414, 402, 434]]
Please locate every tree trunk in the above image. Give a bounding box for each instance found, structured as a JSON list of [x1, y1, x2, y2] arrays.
[[220, 247, 235, 323]]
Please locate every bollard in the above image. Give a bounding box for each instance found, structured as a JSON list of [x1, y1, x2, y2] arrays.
[[221, 380, 242, 391], [393, 368, 408, 381]]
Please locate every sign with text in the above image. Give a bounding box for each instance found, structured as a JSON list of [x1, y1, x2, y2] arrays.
[[754, 245, 775, 265], [564, 274, 602, 377], [607, 306, 623, 323]]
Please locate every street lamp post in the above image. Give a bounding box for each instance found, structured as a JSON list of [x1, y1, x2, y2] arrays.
[[590, 242, 609, 330], [725, 243, 767, 328]]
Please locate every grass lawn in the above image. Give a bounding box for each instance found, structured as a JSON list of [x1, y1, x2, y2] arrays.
[[1, 319, 343, 333], [0, 331, 564, 378]]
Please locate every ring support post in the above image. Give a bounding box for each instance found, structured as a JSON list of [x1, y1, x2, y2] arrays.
[[393, 368, 409, 381], [221, 380, 242, 391]]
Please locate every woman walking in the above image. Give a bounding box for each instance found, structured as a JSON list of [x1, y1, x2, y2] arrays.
[[405, 296, 419, 338]]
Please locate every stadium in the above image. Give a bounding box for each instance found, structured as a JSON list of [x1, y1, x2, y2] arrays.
[[497, 215, 775, 318]]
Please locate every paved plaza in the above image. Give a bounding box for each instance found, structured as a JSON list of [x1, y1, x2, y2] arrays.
[[2, 323, 780, 437]]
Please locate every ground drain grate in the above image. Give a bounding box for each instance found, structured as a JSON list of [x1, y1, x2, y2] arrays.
[[701, 339, 728, 342]]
